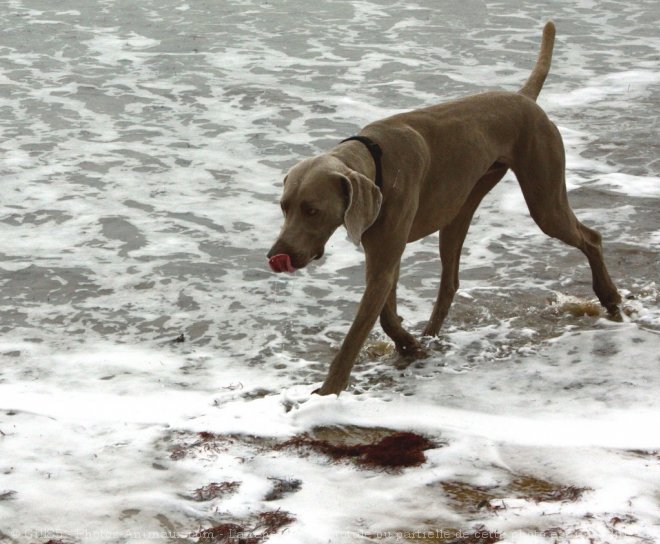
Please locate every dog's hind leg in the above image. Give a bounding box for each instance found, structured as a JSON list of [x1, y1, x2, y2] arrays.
[[423, 165, 508, 337], [524, 183, 621, 316], [514, 127, 621, 316], [380, 263, 426, 357]]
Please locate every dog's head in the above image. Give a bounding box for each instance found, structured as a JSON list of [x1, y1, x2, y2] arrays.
[[267, 155, 382, 273]]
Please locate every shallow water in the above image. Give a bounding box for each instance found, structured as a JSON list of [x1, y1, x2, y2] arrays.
[[1, 0, 659, 543]]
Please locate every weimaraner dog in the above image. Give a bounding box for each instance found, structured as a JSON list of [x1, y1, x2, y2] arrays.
[[267, 22, 621, 395]]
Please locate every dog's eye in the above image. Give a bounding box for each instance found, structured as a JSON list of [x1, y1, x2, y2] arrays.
[[305, 207, 319, 217]]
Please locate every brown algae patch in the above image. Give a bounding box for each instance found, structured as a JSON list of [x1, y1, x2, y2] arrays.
[[191, 481, 240, 502], [364, 339, 396, 359], [195, 510, 295, 543], [168, 431, 280, 461], [557, 300, 602, 318], [169, 431, 239, 460], [439, 475, 589, 514], [309, 424, 395, 445], [441, 481, 501, 513], [168, 426, 438, 470], [278, 426, 437, 469], [509, 475, 588, 503], [548, 296, 602, 318]]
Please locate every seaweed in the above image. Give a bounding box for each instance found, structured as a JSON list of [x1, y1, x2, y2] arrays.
[[440, 475, 589, 514], [195, 510, 294, 543], [264, 477, 302, 501], [278, 430, 435, 469], [192, 481, 241, 502]]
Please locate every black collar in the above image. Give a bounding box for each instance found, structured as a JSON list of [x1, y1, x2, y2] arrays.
[[340, 135, 383, 189]]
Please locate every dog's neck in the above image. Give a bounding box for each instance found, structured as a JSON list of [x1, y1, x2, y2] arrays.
[[331, 140, 379, 187]]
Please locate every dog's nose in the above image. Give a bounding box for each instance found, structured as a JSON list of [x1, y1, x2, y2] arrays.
[[267, 239, 287, 259], [268, 239, 292, 259]]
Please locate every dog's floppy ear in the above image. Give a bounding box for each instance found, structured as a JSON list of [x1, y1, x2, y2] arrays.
[[341, 171, 382, 246]]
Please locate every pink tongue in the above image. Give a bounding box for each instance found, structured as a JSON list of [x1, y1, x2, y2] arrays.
[[269, 253, 296, 273]]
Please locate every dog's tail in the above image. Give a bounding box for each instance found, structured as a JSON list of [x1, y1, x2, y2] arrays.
[[518, 21, 556, 101]]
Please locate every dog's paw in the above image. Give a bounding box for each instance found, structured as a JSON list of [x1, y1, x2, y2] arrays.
[[606, 303, 624, 322], [396, 340, 428, 359], [313, 381, 346, 396]]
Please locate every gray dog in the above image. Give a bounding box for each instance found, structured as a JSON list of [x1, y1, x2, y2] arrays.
[[268, 22, 621, 396]]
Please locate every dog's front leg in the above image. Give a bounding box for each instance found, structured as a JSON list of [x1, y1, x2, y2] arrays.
[[316, 265, 399, 395], [316, 227, 409, 395]]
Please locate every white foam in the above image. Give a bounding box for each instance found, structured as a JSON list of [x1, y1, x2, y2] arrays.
[[549, 70, 660, 108], [588, 172, 660, 198]]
